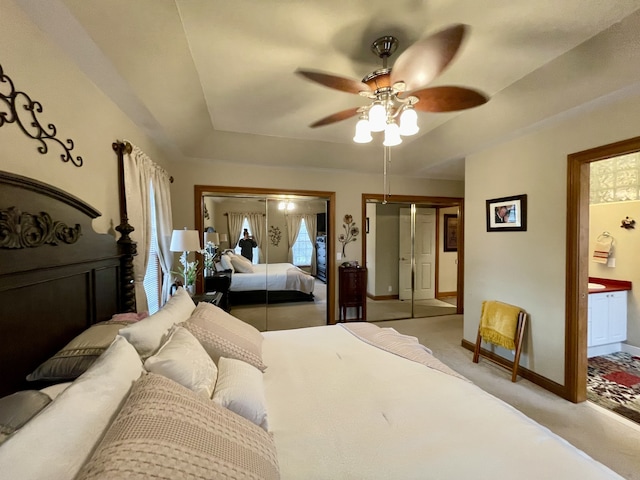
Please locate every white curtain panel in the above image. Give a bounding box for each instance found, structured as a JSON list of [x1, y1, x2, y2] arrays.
[[285, 214, 303, 264], [227, 213, 245, 250], [149, 168, 173, 305], [123, 145, 151, 312], [303, 214, 318, 275], [246, 213, 265, 263], [123, 142, 172, 311]]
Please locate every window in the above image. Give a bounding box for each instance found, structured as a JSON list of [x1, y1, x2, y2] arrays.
[[143, 183, 161, 314], [234, 217, 258, 264], [590, 153, 639, 204], [292, 219, 313, 266]]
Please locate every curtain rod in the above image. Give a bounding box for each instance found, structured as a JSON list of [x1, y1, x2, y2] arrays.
[[114, 140, 174, 183], [224, 212, 266, 216]]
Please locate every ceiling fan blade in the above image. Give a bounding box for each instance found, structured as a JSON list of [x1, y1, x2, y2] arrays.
[[296, 69, 371, 95], [309, 107, 361, 128], [390, 24, 467, 92], [409, 86, 488, 112]]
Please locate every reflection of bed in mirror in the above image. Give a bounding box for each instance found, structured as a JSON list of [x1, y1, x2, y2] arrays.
[[229, 262, 315, 305]]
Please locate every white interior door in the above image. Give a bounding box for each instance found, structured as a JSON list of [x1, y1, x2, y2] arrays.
[[415, 209, 435, 300], [398, 207, 435, 301]]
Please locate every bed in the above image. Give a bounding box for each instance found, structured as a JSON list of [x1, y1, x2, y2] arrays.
[[224, 257, 316, 305], [0, 169, 625, 480]]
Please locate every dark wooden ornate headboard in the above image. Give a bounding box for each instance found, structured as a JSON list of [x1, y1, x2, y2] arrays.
[[0, 171, 127, 396]]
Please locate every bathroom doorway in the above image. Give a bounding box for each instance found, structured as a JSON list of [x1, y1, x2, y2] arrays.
[[566, 135, 640, 403]]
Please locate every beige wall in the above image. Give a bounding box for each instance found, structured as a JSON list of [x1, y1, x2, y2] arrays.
[[589, 201, 640, 347], [438, 206, 459, 294], [465, 91, 640, 385], [0, 1, 169, 234]]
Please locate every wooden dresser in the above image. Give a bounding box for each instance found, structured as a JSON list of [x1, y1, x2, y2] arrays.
[[316, 235, 327, 283], [338, 265, 367, 322]]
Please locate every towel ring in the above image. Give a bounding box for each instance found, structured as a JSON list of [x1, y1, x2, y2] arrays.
[[597, 232, 614, 244]]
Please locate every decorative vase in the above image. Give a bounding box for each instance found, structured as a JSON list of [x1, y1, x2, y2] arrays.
[[185, 284, 195, 296]]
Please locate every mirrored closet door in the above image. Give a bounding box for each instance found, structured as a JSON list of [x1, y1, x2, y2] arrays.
[[363, 195, 463, 322], [195, 186, 335, 331]]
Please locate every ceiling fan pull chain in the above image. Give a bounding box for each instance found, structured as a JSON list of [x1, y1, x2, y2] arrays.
[[383, 146, 391, 203]]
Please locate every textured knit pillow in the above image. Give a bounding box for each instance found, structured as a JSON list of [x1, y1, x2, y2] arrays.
[[144, 326, 218, 398], [213, 357, 269, 431], [27, 320, 131, 382], [76, 373, 280, 480], [181, 302, 266, 371], [119, 287, 196, 358]]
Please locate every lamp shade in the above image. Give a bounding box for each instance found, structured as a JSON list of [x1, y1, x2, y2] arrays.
[[220, 233, 228, 243], [204, 231, 220, 246], [170, 229, 201, 252]]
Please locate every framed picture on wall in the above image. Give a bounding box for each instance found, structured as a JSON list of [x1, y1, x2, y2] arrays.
[[486, 194, 527, 232], [443, 214, 458, 252]]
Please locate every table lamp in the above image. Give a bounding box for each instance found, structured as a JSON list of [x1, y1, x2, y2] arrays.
[[169, 228, 202, 288]]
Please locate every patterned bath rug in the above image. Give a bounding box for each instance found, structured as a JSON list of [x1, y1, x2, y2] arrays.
[[587, 352, 640, 425]]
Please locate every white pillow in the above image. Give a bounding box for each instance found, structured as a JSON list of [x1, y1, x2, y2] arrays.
[[212, 357, 269, 431], [220, 254, 234, 272], [0, 336, 143, 480], [230, 254, 254, 273], [119, 287, 196, 358], [144, 326, 217, 398]]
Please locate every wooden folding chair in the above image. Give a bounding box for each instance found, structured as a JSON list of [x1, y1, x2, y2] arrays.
[[473, 310, 528, 382]]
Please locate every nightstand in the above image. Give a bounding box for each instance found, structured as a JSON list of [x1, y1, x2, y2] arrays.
[[191, 291, 224, 307], [204, 271, 232, 311], [338, 265, 367, 322]]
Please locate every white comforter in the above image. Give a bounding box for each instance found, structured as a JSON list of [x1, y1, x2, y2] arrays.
[[262, 325, 622, 480], [230, 263, 314, 294]]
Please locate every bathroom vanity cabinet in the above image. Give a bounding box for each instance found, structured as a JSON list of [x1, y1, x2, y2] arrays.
[[587, 290, 627, 358]]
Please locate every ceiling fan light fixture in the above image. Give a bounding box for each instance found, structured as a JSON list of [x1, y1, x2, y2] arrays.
[[383, 121, 402, 147], [368, 103, 387, 132], [353, 116, 372, 143], [399, 107, 419, 136]]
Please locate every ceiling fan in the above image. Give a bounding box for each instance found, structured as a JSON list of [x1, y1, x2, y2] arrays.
[[296, 24, 488, 146]]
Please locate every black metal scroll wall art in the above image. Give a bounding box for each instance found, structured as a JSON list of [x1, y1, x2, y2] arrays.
[[0, 63, 83, 167]]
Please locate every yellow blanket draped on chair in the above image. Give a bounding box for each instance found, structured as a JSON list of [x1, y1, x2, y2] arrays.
[[479, 300, 521, 350]]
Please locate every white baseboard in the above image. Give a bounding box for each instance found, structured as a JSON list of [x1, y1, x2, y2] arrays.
[[621, 343, 640, 356], [588, 342, 622, 358]]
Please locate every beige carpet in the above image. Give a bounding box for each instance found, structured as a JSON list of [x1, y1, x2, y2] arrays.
[[376, 315, 640, 480], [367, 297, 456, 322], [229, 280, 457, 329], [230, 280, 328, 331]]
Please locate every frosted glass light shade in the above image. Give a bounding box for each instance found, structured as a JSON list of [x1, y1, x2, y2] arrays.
[[170, 229, 201, 252], [383, 122, 402, 147], [399, 107, 419, 136], [368, 103, 386, 132], [353, 118, 372, 143]]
